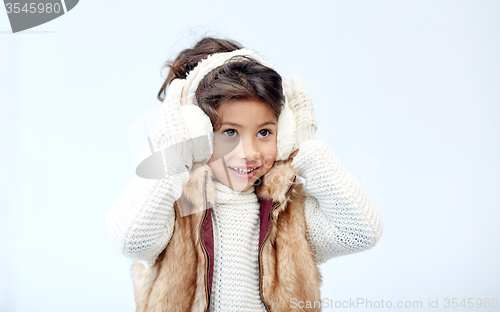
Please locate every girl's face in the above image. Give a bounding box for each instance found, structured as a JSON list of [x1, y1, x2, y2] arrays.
[[208, 98, 277, 192]]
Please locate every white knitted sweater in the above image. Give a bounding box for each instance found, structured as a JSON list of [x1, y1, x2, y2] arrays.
[[209, 181, 266, 311], [106, 139, 383, 297]]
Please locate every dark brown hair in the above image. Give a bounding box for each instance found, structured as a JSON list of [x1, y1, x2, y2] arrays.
[[158, 37, 284, 130]]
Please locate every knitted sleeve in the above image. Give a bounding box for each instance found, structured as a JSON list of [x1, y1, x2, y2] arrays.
[[291, 140, 383, 265], [105, 172, 189, 267]]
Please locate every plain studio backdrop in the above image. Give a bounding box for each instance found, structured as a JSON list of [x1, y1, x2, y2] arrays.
[[1, 1, 499, 311]]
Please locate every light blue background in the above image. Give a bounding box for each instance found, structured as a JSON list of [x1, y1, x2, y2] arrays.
[[1, 1, 499, 311]]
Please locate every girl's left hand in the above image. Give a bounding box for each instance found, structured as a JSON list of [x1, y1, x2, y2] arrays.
[[284, 74, 318, 147]]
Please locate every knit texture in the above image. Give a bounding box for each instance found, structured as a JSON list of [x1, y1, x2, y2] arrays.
[[291, 139, 383, 264], [284, 75, 318, 145], [154, 78, 198, 171], [154, 79, 191, 150], [209, 181, 266, 312], [105, 172, 188, 267]]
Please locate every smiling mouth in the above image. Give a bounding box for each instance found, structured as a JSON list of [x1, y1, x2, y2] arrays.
[[228, 166, 259, 174]]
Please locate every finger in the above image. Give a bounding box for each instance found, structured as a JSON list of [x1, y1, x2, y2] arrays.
[[290, 74, 305, 92], [164, 79, 185, 107], [282, 79, 294, 104]]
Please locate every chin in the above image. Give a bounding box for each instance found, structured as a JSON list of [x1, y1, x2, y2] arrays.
[[228, 177, 255, 192]]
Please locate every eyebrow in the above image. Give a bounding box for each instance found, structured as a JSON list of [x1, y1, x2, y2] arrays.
[[221, 121, 276, 128]]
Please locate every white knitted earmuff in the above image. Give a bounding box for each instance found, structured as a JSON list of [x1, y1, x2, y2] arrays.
[[178, 49, 297, 161]]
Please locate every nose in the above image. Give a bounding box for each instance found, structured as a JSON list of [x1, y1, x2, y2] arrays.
[[236, 136, 260, 162]]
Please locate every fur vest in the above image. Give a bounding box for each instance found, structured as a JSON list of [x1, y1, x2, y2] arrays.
[[131, 160, 322, 311]]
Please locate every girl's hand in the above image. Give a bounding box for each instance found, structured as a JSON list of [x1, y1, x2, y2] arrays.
[[153, 79, 193, 171], [284, 74, 318, 146], [153, 79, 213, 172]]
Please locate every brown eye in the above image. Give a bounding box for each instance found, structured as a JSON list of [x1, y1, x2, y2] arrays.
[[257, 129, 271, 137], [223, 129, 237, 137]]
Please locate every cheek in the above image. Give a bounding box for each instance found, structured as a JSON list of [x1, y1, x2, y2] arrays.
[[268, 137, 277, 158], [212, 134, 240, 161], [260, 141, 277, 170], [208, 158, 224, 180]]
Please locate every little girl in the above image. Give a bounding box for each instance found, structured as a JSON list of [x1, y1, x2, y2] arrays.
[[106, 37, 383, 312]]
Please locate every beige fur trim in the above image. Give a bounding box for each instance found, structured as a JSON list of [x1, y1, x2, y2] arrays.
[[256, 160, 297, 203], [131, 260, 160, 312], [132, 202, 207, 311], [178, 163, 216, 217]]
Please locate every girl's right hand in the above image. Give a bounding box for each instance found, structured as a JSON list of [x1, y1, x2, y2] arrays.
[[152, 79, 213, 172]]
